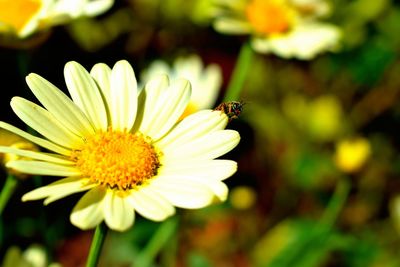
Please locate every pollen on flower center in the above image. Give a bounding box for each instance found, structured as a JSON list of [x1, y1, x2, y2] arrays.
[[0, 0, 42, 32], [71, 129, 160, 191], [245, 0, 293, 35]]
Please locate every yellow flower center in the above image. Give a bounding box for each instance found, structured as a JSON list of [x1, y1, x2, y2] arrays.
[[245, 0, 293, 35], [72, 129, 160, 191], [0, 0, 42, 33]]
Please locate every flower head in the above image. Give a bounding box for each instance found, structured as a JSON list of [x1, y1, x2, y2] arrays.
[[0, 60, 240, 231], [0, 129, 39, 179], [141, 55, 222, 118], [2, 244, 61, 267], [334, 137, 371, 173], [212, 0, 341, 59], [0, 0, 114, 38]]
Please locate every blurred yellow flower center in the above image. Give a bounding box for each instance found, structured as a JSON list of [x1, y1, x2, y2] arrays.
[[0, 0, 42, 32], [72, 130, 160, 190], [245, 0, 293, 35], [4, 141, 39, 180]]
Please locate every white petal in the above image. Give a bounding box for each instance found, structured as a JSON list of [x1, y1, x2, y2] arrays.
[[173, 55, 203, 82], [145, 55, 221, 111], [251, 23, 341, 59], [26, 73, 95, 137], [0, 122, 71, 156], [64, 61, 108, 130], [126, 186, 175, 221], [109, 60, 138, 131], [11, 97, 84, 149], [90, 63, 112, 111], [185, 177, 229, 201], [52, 0, 111, 18], [155, 168, 230, 202], [163, 130, 240, 161], [156, 110, 228, 149], [44, 183, 96, 205], [143, 79, 191, 140], [103, 190, 135, 231], [49, 0, 89, 18], [160, 159, 237, 181], [149, 176, 215, 209], [193, 64, 222, 109], [141, 61, 170, 82], [208, 181, 228, 201], [0, 146, 74, 165], [70, 187, 107, 230], [83, 0, 114, 16], [213, 18, 252, 34], [135, 75, 169, 132], [22, 177, 92, 202], [6, 160, 81, 176]]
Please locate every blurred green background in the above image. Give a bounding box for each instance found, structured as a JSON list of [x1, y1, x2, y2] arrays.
[[2, 0, 400, 266]]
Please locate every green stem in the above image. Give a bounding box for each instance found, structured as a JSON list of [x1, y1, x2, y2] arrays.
[[223, 41, 254, 102], [319, 178, 351, 229], [17, 51, 30, 79], [0, 174, 18, 215], [86, 222, 108, 267], [133, 217, 178, 267]]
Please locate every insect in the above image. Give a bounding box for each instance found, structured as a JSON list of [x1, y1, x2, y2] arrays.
[[214, 101, 244, 121]]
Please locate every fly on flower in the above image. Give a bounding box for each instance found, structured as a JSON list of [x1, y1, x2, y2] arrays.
[[214, 101, 244, 122]]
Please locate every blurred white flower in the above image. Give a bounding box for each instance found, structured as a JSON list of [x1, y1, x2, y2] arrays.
[[142, 55, 222, 118], [212, 0, 341, 59], [1, 245, 61, 267], [0, 0, 114, 38]]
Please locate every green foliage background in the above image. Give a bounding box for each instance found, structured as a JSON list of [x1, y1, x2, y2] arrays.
[[1, 0, 400, 266]]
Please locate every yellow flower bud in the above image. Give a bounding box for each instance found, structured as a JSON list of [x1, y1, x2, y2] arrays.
[[0, 129, 39, 179], [334, 137, 371, 173], [308, 95, 343, 142], [229, 185, 257, 210]]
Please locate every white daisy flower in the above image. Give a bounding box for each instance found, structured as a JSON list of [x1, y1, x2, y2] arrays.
[[141, 55, 222, 118], [2, 244, 61, 267], [0, 60, 240, 232], [0, 0, 114, 38], [212, 0, 341, 59]]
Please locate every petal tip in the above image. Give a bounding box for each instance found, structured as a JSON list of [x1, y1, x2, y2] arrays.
[[21, 193, 32, 202], [70, 216, 96, 231]]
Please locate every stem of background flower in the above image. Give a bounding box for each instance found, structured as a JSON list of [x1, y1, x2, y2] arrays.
[[133, 217, 178, 267], [17, 51, 29, 79], [86, 222, 108, 267], [223, 41, 254, 102], [319, 178, 351, 228], [16, 50, 33, 98], [0, 174, 18, 215]]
